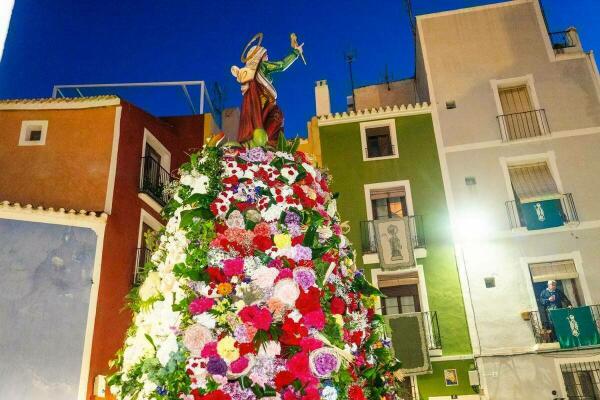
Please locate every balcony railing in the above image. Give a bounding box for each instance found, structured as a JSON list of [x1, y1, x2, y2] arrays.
[[139, 156, 172, 206], [359, 215, 425, 254], [549, 30, 577, 50], [529, 305, 600, 346], [496, 109, 550, 142], [134, 247, 153, 285], [505, 193, 579, 230]]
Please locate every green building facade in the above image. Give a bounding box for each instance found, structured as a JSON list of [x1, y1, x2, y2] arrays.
[[315, 105, 476, 399]]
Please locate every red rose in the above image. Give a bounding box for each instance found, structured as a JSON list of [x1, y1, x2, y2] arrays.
[[238, 305, 272, 331], [348, 386, 366, 400], [295, 287, 322, 315], [253, 235, 273, 252], [330, 297, 346, 315], [274, 371, 295, 390]]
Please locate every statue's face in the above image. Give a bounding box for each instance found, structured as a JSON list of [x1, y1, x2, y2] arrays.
[[264, 53, 268, 61]]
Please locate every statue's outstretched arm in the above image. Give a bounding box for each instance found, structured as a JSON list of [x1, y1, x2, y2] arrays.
[[262, 48, 300, 74]]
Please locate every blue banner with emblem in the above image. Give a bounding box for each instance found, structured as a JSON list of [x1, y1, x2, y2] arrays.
[[549, 306, 600, 349]]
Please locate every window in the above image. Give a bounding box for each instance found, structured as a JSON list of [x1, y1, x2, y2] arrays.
[[135, 210, 162, 285], [378, 271, 421, 316], [360, 119, 398, 161], [560, 362, 600, 400], [140, 129, 172, 208], [19, 120, 48, 146], [491, 75, 549, 141], [508, 161, 568, 230], [370, 187, 408, 219]]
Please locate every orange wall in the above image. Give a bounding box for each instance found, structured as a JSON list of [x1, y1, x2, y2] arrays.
[[0, 107, 116, 211], [86, 103, 205, 399]]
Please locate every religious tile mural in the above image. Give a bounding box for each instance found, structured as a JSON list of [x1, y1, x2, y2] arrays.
[[0, 219, 97, 399]]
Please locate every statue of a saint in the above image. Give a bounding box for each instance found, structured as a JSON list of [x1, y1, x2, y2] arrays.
[[231, 33, 305, 143]]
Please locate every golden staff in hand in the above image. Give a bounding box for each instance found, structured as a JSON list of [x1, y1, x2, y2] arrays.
[[290, 33, 307, 65]]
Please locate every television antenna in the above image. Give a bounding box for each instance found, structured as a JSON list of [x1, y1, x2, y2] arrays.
[[344, 49, 357, 112]]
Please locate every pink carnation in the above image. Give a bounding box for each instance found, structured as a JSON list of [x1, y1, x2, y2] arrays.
[[230, 356, 250, 374], [223, 258, 244, 277], [275, 268, 293, 282], [189, 297, 215, 315], [201, 341, 219, 358], [302, 309, 326, 330]]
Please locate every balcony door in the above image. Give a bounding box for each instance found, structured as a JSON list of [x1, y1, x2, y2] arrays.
[[498, 84, 541, 140], [144, 144, 162, 188], [378, 271, 421, 316]]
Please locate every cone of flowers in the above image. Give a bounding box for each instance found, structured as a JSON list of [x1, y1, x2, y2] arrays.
[[108, 136, 403, 400]]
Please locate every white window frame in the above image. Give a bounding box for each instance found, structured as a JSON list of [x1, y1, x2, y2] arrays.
[[499, 151, 564, 202], [490, 74, 547, 140], [142, 128, 171, 171], [519, 251, 592, 312], [360, 118, 399, 161], [135, 209, 163, 283], [19, 120, 48, 146]]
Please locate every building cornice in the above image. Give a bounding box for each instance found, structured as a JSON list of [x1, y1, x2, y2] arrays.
[[0, 200, 108, 232], [317, 102, 431, 126], [0, 95, 120, 110]]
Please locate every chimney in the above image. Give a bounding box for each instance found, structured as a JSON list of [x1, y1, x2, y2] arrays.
[[315, 80, 331, 117]]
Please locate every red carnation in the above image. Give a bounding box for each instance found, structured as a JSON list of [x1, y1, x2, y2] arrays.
[[206, 267, 226, 283], [201, 390, 231, 400], [238, 305, 272, 331], [189, 297, 215, 315], [303, 309, 325, 330], [287, 352, 312, 384], [330, 297, 346, 315], [253, 235, 273, 252], [280, 317, 308, 346], [348, 386, 366, 400], [295, 287, 322, 315], [274, 371, 295, 390]]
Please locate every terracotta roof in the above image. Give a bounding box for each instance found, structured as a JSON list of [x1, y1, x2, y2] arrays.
[[317, 102, 431, 126], [0, 95, 121, 110]]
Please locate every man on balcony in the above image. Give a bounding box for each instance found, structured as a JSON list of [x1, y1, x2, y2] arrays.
[[540, 280, 572, 312]]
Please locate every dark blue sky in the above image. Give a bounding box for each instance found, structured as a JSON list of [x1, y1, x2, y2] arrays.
[[0, 1, 598, 138]]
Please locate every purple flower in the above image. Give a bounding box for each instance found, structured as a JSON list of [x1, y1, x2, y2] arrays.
[[309, 348, 340, 378], [222, 382, 256, 400], [285, 211, 301, 225], [206, 357, 228, 376], [287, 223, 302, 237], [293, 267, 316, 290], [292, 244, 312, 262], [241, 147, 267, 163]]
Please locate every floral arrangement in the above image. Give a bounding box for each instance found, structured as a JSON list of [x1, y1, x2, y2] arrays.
[[108, 141, 403, 400]]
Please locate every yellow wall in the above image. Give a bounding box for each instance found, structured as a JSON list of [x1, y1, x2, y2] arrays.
[[0, 106, 116, 211], [298, 117, 322, 166]]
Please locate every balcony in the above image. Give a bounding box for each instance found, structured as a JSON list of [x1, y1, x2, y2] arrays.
[[505, 193, 579, 230], [549, 29, 583, 55], [139, 156, 172, 207], [360, 215, 426, 254], [496, 109, 550, 142], [528, 305, 600, 349], [134, 247, 152, 285]]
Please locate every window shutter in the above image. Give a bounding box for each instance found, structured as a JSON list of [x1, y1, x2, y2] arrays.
[[499, 85, 533, 114], [509, 162, 560, 203], [529, 260, 578, 283], [370, 187, 406, 200]]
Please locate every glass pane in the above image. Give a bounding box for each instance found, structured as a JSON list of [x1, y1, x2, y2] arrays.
[[384, 296, 400, 315], [372, 199, 389, 220], [389, 196, 406, 217], [400, 296, 416, 313]]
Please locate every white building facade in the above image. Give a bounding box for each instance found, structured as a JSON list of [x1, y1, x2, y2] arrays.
[[416, 1, 600, 399]]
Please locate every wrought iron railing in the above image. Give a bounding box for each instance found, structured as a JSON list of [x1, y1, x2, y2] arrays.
[[134, 247, 153, 285], [560, 361, 600, 399], [529, 305, 600, 346], [139, 156, 172, 206], [359, 215, 425, 254], [496, 109, 550, 141], [549, 31, 577, 50], [505, 193, 579, 230]]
